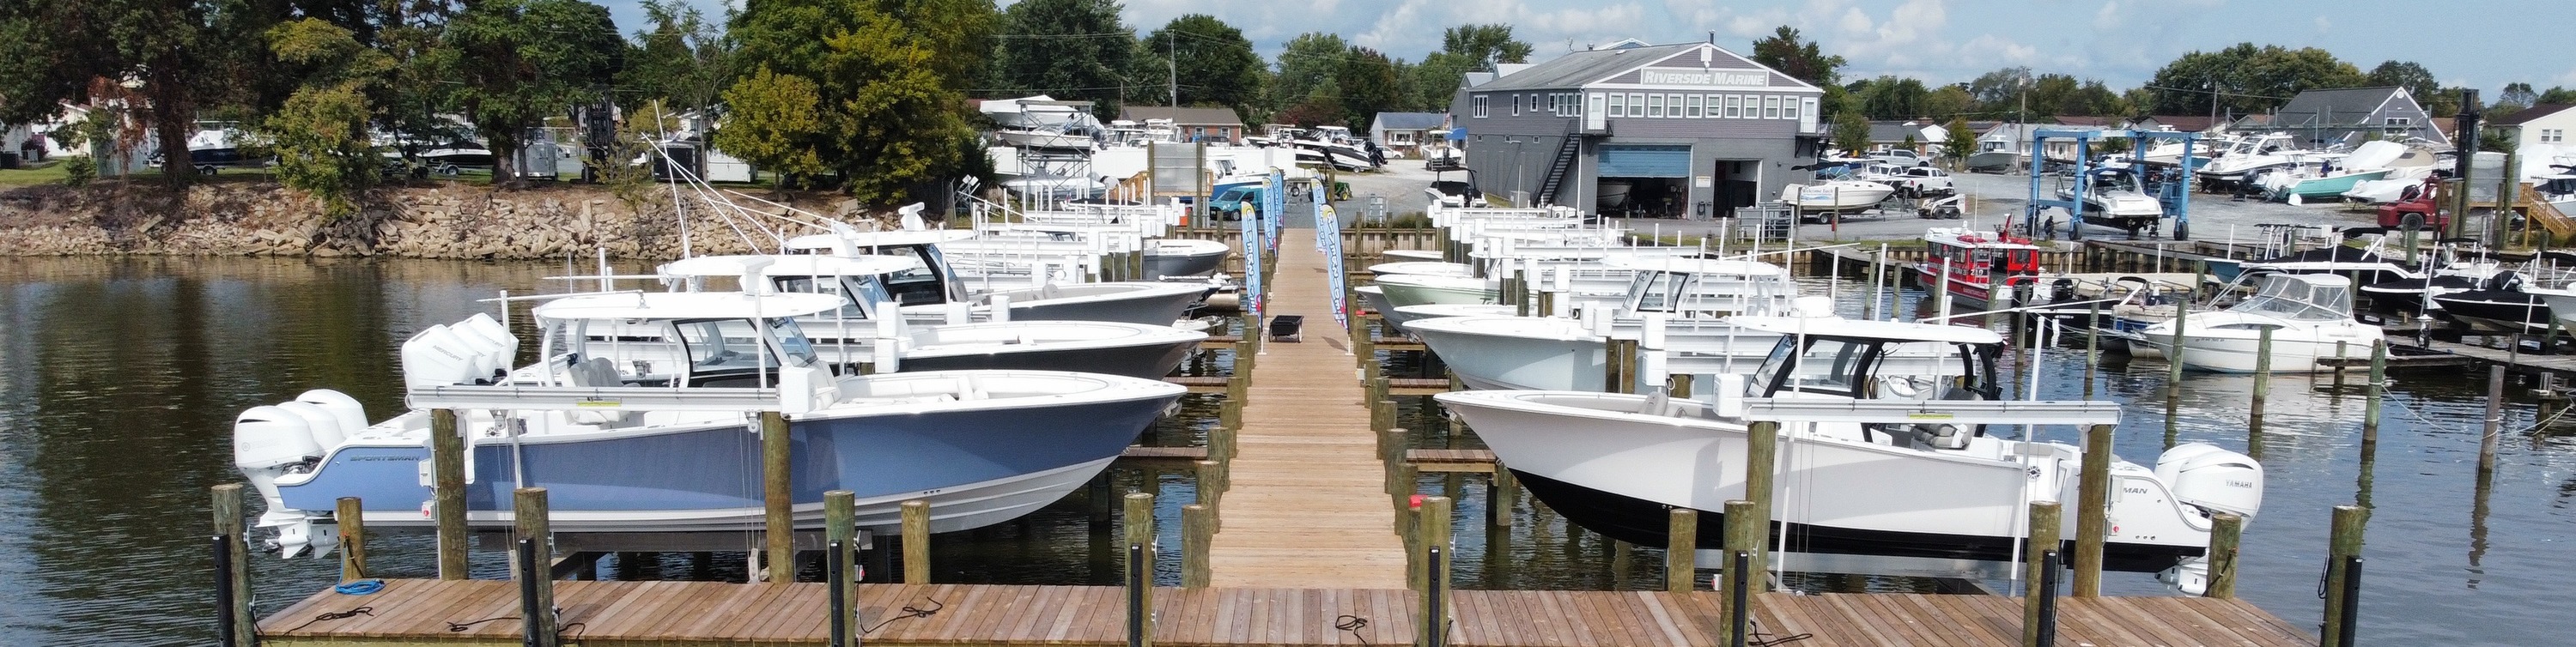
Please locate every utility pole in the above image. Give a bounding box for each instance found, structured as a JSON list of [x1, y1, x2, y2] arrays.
[[1168, 32, 1178, 110]]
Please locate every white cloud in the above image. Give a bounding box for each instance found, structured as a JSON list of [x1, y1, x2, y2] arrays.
[[2313, 16, 2330, 33]]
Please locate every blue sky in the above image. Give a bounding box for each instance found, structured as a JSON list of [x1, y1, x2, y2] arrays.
[[615, 0, 2576, 93]]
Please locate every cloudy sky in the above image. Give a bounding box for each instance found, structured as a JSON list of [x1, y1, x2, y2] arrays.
[[619, 0, 2576, 92]]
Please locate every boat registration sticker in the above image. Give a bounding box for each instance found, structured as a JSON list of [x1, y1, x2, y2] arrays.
[[1904, 412, 1953, 420], [575, 400, 622, 408]]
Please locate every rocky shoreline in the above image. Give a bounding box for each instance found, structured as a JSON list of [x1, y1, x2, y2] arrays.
[[0, 182, 860, 259]]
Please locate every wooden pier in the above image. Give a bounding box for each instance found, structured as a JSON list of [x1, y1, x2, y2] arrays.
[[1204, 235, 1408, 589], [258, 579, 2312, 646]]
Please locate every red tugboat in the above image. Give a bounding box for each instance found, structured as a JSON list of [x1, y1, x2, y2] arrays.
[[1917, 226, 2044, 306]]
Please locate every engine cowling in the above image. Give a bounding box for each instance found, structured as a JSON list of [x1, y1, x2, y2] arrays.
[[2154, 443, 2263, 518]]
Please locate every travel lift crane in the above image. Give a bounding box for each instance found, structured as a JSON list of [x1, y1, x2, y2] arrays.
[[2024, 128, 2200, 240]]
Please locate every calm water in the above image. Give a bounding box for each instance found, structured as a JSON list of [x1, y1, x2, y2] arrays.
[[0, 257, 2564, 645]]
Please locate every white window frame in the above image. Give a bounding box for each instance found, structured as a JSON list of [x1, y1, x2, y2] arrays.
[[1648, 94, 1664, 118], [1783, 96, 1799, 121], [1725, 95, 1741, 118], [1473, 94, 1489, 118], [1686, 94, 1704, 118], [1607, 94, 1625, 118], [1765, 95, 1781, 119], [1628, 94, 1645, 118]]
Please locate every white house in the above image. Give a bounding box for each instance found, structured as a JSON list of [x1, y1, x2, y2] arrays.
[[2492, 104, 2576, 178]]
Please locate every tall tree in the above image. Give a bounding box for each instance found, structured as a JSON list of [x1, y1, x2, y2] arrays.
[[0, 0, 283, 184], [2499, 82, 2540, 110], [1923, 85, 1973, 120], [1406, 24, 1534, 112], [432, 0, 622, 187], [992, 0, 1130, 118], [1337, 46, 1402, 130], [1749, 26, 1844, 88], [2145, 43, 2364, 116], [1139, 14, 1263, 117], [259, 18, 397, 220], [720, 0, 993, 204], [1855, 76, 1929, 119], [1269, 32, 1347, 114], [619, 0, 736, 115], [2365, 60, 2439, 108], [1941, 118, 1976, 167], [1965, 67, 2033, 115]]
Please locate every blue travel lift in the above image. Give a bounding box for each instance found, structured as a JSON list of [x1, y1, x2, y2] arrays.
[[2025, 129, 2200, 240]]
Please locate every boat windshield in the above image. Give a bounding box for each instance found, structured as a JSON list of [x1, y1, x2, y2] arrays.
[[674, 317, 817, 371], [2227, 275, 2351, 321], [771, 275, 872, 319], [1625, 271, 1688, 312], [1750, 336, 1994, 401]]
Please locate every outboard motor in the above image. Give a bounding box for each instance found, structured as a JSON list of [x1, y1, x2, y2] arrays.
[[2154, 443, 2264, 519], [2049, 278, 2078, 304], [234, 406, 323, 555]]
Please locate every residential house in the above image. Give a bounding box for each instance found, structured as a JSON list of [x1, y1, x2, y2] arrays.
[[1369, 112, 1449, 152], [2131, 115, 2219, 133], [1447, 39, 1825, 219], [1118, 106, 1247, 144], [2488, 104, 2576, 177], [2265, 87, 2448, 148]]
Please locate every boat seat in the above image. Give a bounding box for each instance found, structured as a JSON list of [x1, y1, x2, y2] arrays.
[[565, 357, 633, 426]]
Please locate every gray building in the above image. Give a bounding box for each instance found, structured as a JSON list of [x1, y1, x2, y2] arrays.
[[2268, 87, 2449, 148], [1447, 41, 1824, 219]]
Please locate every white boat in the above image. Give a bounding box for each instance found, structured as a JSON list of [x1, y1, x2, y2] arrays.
[[1406, 260, 1809, 390], [237, 293, 1185, 556], [1779, 179, 1895, 214], [2054, 168, 2166, 234], [2195, 133, 2301, 190], [787, 227, 1210, 326], [1367, 261, 1475, 277], [1437, 317, 2262, 576], [1145, 238, 1229, 278], [2128, 274, 2379, 372], [1370, 273, 1495, 309], [658, 255, 1205, 378]]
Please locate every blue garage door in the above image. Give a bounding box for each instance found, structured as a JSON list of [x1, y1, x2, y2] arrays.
[[1596, 145, 1692, 178]]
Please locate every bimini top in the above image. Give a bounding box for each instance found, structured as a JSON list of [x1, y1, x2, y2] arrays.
[[786, 229, 980, 251], [532, 292, 844, 321], [1728, 316, 2003, 344], [659, 254, 921, 278], [1605, 257, 1787, 277]]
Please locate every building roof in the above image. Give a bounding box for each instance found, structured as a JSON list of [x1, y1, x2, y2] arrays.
[[1372, 112, 1449, 130], [1117, 106, 1245, 126], [2050, 115, 2117, 127], [2272, 87, 2408, 128], [1473, 43, 1702, 92], [2492, 104, 2576, 126], [1867, 122, 1935, 142], [2141, 115, 2218, 131]]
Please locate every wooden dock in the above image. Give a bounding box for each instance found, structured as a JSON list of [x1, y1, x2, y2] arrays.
[[258, 579, 2312, 647], [1205, 235, 1409, 589]]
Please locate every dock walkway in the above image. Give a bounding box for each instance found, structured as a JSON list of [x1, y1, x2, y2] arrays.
[[258, 579, 2313, 646], [1205, 233, 1408, 589]]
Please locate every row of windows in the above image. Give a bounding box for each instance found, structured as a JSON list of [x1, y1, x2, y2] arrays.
[[2545, 129, 2567, 144], [1471, 92, 1803, 120]]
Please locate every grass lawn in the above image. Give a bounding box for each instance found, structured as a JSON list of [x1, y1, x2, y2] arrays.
[[0, 164, 67, 188]]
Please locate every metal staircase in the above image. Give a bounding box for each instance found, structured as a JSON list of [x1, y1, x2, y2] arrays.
[[1531, 136, 1583, 206]]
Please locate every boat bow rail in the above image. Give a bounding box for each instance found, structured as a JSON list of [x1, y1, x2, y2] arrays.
[[406, 384, 784, 413], [1734, 397, 2122, 426]]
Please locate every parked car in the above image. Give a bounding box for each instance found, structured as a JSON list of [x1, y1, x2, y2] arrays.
[[1886, 166, 1954, 197], [1872, 149, 1929, 166], [148, 147, 265, 175]]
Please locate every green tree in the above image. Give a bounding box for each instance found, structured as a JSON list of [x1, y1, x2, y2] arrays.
[[993, 0, 1131, 118], [259, 18, 398, 220], [1965, 67, 2032, 116], [620, 0, 736, 114], [1942, 117, 1977, 166], [2365, 60, 2439, 107], [1750, 26, 1844, 88], [432, 0, 623, 187], [0, 0, 284, 184], [1922, 85, 1973, 120], [1139, 14, 1263, 117], [2145, 43, 2365, 115], [1406, 24, 1534, 112], [1269, 32, 1348, 114], [1856, 76, 1929, 119], [1832, 110, 1870, 154], [1337, 47, 1403, 130], [722, 0, 990, 205]]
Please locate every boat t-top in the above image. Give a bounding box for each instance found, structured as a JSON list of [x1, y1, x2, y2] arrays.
[[785, 227, 1211, 326]]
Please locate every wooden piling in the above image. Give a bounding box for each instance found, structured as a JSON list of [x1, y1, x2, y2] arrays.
[[1666, 508, 1698, 592], [1210, 415, 1238, 463], [1182, 504, 1212, 588], [1125, 492, 1156, 647], [1716, 499, 1760, 636], [2251, 327, 2274, 431], [431, 408, 469, 580], [213, 484, 255, 647], [1390, 462, 1419, 512], [2024, 500, 2063, 647], [2362, 341, 2386, 450], [513, 487, 559, 646], [335, 497, 368, 582], [2073, 424, 2112, 597], [1487, 463, 1517, 528], [2319, 505, 2367, 647], [1414, 495, 1453, 592], [2331, 341, 2349, 389], [1124, 491, 1156, 572], [824, 490, 857, 645], [2166, 299, 2190, 401], [760, 411, 793, 583], [2205, 512, 2242, 599], [2084, 303, 2100, 398], [1744, 421, 1779, 569], [902, 499, 932, 584], [1195, 459, 1225, 512], [2481, 365, 2505, 475]]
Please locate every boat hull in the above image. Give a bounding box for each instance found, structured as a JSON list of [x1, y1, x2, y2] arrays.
[[901, 337, 1196, 379], [276, 384, 1180, 534], [1145, 240, 1229, 278]]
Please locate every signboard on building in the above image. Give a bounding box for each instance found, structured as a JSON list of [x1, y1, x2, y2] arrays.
[[1638, 70, 1771, 87]]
